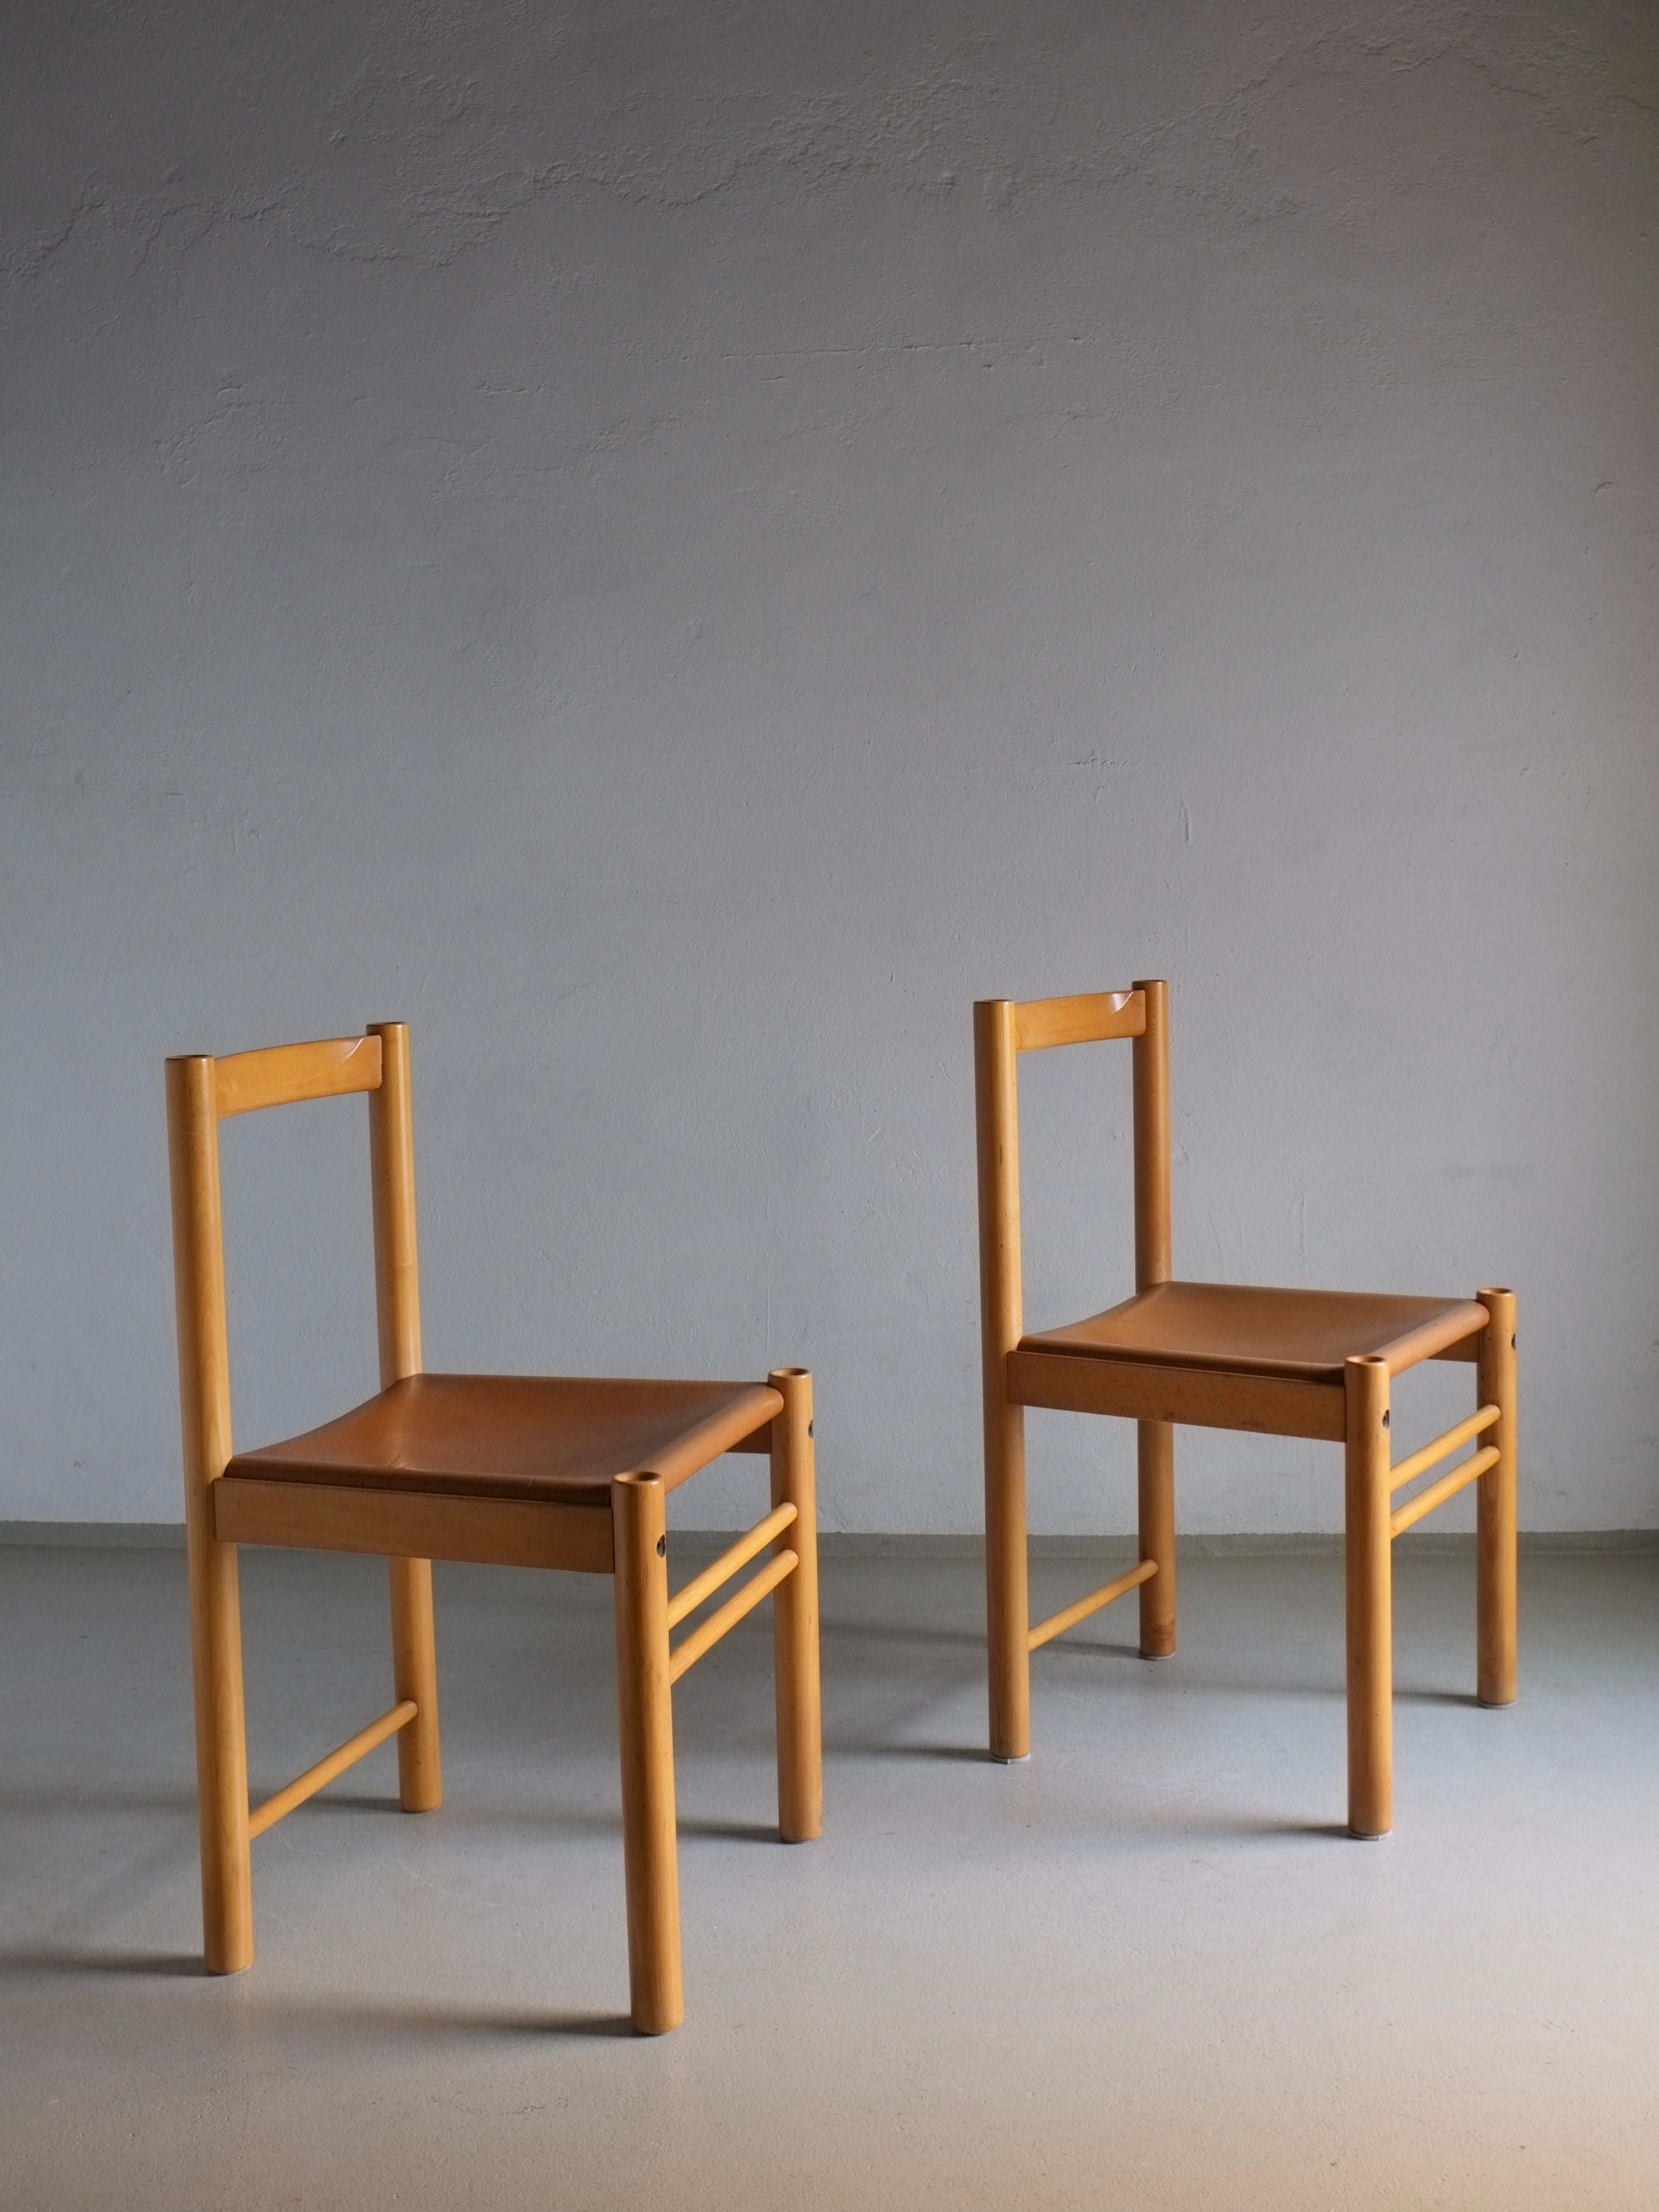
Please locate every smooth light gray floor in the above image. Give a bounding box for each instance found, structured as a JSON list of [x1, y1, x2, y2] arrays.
[[2, 1544, 1655, 2210]]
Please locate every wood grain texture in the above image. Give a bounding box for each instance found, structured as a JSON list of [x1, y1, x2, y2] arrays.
[[368, 1021, 441, 1813], [612, 1473, 683, 2034], [1007, 1347, 1348, 1441], [1345, 1356, 1393, 1839], [1013, 987, 1145, 1053], [367, 1022, 421, 1384], [213, 1034, 382, 1119], [166, 1053, 253, 1973], [1131, 982, 1179, 1660], [1131, 979, 1172, 1293], [975, 998, 1030, 1761], [1476, 1288, 1518, 1707], [214, 1475, 615, 1572], [1137, 1420, 1177, 1657], [768, 1369, 822, 1842]]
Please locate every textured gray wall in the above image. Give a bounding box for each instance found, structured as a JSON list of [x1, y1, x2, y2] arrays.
[[3, 3, 1655, 1533]]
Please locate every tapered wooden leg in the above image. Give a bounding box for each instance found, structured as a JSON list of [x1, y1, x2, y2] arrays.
[[188, 1517, 253, 1972], [389, 1556, 442, 1811], [612, 1473, 683, 2034], [1137, 1419, 1176, 1658], [1476, 1288, 1518, 1708], [1345, 1355, 1393, 1839], [985, 1392, 1030, 1761], [769, 1370, 822, 1842]]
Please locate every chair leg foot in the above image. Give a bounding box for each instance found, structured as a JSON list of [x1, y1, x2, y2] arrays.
[[769, 1370, 823, 1844], [1476, 1288, 1518, 1710], [985, 1399, 1031, 1762], [389, 1556, 442, 1812], [191, 1526, 254, 1975], [1345, 1356, 1394, 1840], [1137, 1420, 1176, 1659], [612, 1474, 683, 2036]]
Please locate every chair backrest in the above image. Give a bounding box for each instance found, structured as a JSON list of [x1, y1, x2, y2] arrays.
[[165, 1024, 420, 1503], [973, 980, 1170, 1364]]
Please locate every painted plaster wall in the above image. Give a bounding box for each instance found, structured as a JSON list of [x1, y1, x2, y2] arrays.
[[2, 2, 1655, 1533]]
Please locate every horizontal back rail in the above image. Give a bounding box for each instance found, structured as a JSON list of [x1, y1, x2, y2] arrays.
[[213, 1035, 383, 1120], [1013, 989, 1146, 1054]]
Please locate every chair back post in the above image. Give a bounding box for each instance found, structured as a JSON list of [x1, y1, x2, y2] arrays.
[[366, 1021, 422, 1385], [974, 998, 1024, 1380], [1128, 981, 1177, 1657], [363, 1021, 441, 1812], [1131, 978, 1172, 1290], [975, 997, 1033, 1757], [165, 1050, 254, 1968], [166, 1055, 235, 1495]]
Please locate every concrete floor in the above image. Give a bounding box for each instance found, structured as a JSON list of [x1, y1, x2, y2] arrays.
[[1, 1542, 1654, 2211]]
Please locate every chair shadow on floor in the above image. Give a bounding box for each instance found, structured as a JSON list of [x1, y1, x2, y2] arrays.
[[0, 1781, 197, 1816], [820, 1610, 1493, 1832], [0, 1948, 205, 1978], [264, 1995, 635, 2040], [820, 1615, 983, 1652], [834, 1740, 990, 1762], [1033, 1637, 1490, 1708], [0, 1948, 632, 2036], [1227, 1821, 1355, 1842]]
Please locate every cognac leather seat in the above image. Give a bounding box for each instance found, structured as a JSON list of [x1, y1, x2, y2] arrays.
[[227, 1374, 784, 1508], [1020, 1281, 1487, 1384]]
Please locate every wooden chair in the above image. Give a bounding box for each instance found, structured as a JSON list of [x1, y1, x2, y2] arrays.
[[165, 1022, 820, 2033], [975, 980, 1516, 1836]]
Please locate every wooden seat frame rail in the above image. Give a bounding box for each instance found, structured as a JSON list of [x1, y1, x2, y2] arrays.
[[168, 1025, 821, 2034], [975, 981, 1518, 1837]]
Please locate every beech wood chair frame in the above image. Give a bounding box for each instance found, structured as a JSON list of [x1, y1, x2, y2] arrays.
[[167, 1023, 821, 2033], [975, 980, 1518, 1836]]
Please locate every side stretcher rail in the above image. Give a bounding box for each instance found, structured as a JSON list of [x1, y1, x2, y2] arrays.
[[1387, 1402, 1502, 1540], [248, 1699, 418, 1838], [1391, 1447, 1499, 1538], [667, 1502, 800, 1684], [1028, 1558, 1158, 1652]]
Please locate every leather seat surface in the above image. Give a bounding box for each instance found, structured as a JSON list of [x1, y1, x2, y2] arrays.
[[227, 1374, 783, 1506], [1021, 1281, 1487, 1383]]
